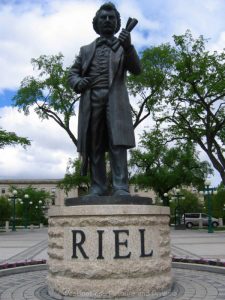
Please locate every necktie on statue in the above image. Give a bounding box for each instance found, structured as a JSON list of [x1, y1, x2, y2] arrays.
[[96, 37, 118, 49]]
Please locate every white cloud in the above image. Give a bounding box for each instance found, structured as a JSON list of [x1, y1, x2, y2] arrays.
[[118, 0, 160, 31], [0, 0, 101, 91], [1, 0, 225, 91], [0, 106, 77, 179], [127, 0, 225, 46], [210, 31, 225, 52]]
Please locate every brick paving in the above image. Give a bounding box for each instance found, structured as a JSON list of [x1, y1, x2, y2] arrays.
[[0, 268, 225, 299], [0, 270, 46, 300]]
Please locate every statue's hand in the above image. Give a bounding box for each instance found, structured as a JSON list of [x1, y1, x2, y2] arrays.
[[118, 29, 131, 51], [77, 77, 91, 92]]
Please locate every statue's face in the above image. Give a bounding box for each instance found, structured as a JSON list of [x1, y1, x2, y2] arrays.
[[97, 9, 117, 36]]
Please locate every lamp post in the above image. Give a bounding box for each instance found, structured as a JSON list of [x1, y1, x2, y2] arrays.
[[35, 200, 43, 227], [28, 200, 33, 228], [8, 191, 31, 231], [10, 190, 18, 232], [172, 189, 185, 229], [163, 193, 169, 206], [23, 194, 31, 229], [200, 180, 217, 233]]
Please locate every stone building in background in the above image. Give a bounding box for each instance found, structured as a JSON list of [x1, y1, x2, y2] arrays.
[[0, 179, 77, 206], [0, 179, 156, 205]]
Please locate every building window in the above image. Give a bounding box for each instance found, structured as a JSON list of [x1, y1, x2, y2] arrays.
[[1, 188, 6, 194]]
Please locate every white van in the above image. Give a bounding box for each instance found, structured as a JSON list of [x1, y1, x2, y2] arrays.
[[182, 213, 219, 228]]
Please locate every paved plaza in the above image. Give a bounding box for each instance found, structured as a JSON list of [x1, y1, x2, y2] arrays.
[[0, 228, 225, 299], [170, 229, 225, 261], [0, 229, 48, 264]]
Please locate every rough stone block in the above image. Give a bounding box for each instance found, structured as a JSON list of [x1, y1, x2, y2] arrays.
[[48, 202, 172, 299]]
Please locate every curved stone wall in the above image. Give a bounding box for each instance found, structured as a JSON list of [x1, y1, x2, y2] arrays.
[[48, 205, 172, 299]]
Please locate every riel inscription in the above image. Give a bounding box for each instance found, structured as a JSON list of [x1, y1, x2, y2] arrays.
[[48, 206, 172, 298], [68, 227, 154, 261]]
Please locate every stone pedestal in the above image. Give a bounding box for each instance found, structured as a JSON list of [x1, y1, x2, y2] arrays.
[[48, 202, 172, 299]]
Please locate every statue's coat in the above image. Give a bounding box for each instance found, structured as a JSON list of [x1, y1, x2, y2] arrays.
[[68, 39, 141, 174]]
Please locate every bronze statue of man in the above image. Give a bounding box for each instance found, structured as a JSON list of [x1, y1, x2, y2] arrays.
[[68, 2, 141, 197]]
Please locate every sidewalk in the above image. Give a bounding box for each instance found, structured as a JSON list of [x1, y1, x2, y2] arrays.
[[0, 228, 48, 264], [170, 229, 225, 261]]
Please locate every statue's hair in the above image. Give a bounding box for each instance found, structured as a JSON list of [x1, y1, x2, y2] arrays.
[[92, 2, 121, 34]]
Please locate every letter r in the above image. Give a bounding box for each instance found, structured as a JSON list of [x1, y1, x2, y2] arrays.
[[72, 230, 89, 259]]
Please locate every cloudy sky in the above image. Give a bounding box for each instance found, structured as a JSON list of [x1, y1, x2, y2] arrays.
[[0, 0, 224, 185]]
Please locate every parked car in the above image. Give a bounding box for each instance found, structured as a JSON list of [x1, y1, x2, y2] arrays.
[[182, 213, 219, 229]]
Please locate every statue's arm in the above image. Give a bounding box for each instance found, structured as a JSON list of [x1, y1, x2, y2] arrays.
[[68, 52, 83, 93], [68, 50, 91, 93], [124, 46, 141, 75], [118, 29, 141, 75]]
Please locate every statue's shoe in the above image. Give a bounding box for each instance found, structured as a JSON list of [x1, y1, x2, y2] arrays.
[[113, 189, 130, 196]]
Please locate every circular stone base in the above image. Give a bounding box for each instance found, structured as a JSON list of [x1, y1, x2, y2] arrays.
[[48, 203, 171, 298], [47, 286, 172, 300]]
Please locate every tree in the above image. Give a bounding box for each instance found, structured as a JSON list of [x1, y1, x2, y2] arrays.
[[13, 50, 171, 151], [129, 129, 212, 205], [0, 196, 11, 226], [9, 186, 50, 226], [169, 189, 203, 221], [58, 158, 90, 195], [0, 127, 30, 149], [128, 30, 225, 185], [180, 190, 204, 213], [13, 53, 79, 147], [128, 44, 175, 128], [207, 184, 225, 219]]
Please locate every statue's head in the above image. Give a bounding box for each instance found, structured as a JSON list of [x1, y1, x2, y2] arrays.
[[93, 2, 121, 36]]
